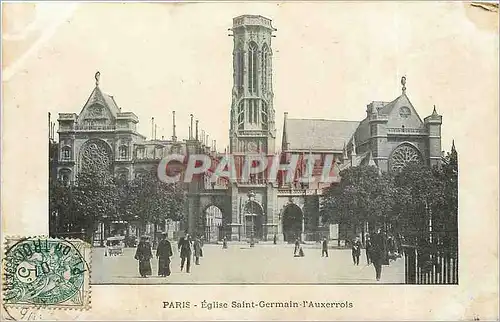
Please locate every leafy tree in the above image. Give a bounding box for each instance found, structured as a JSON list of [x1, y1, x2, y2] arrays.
[[128, 170, 186, 244], [321, 165, 395, 238], [49, 177, 78, 235], [72, 169, 118, 242]]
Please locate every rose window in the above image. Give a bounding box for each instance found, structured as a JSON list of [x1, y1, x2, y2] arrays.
[[390, 144, 422, 172], [80, 140, 112, 173]]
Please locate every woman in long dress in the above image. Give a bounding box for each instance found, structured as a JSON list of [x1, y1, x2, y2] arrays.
[[134, 236, 153, 277], [156, 233, 173, 277]]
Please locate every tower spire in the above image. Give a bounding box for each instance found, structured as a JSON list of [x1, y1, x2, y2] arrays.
[[432, 105, 438, 116], [401, 76, 406, 94]]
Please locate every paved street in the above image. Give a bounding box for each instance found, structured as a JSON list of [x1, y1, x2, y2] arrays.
[[92, 244, 405, 284]]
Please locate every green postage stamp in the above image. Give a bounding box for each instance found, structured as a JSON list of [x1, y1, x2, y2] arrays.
[[3, 236, 91, 309]]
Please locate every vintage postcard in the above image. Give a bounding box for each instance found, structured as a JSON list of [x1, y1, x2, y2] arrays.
[[1, 1, 498, 321]]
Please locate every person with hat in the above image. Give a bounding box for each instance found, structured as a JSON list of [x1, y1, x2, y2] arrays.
[[178, 233, 192, 273], [134, 235, 153, 278], [156, 232, 173, 277]]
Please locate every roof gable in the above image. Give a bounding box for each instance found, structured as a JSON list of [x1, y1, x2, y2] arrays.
[[285, 118, 359, 152], [79, 86, 121, 121], [380, 93, 424, 129]]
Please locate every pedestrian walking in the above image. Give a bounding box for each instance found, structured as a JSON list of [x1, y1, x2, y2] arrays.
[[351, 237, 361, 266], [370, 228, 385, 281], [294, 238, 300, 255], [321, 237, 329, 257], [178, 234, 192, 273], [134, 236, 152, 278], [193, 237, 203, 265], [222, 237, 228, 249], [273, 234, 277, 245], [156, 233, 173, 277], [365, 234, 372, 265]]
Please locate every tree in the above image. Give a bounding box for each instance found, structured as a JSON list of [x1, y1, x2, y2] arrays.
[[321, 165, 395, 241], [392, 164, 446, 247], [49, 177, 77, 235], [128, 170, 186, 244], [72, 169, 118, 242]]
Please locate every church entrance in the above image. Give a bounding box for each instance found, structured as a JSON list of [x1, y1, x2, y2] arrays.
[[243, 200, 263, 240], [282, 204, 303, 243]]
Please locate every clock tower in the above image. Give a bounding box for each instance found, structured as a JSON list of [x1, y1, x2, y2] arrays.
[[229, 15, 277, 155]]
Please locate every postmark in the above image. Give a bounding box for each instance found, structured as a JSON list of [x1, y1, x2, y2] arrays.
[[2, 237, 91, 310]]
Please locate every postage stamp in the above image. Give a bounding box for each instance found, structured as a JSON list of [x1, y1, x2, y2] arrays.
[[2, 237, 91, 309]]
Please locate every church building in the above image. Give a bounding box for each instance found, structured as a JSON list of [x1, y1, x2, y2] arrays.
[[52, 15, 443, 245]]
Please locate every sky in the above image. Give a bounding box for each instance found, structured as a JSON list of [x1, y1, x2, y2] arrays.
[[3, 2, 499, 153]]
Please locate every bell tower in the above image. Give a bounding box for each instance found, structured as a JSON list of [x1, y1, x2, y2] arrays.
[[229, 15, 277, 154]]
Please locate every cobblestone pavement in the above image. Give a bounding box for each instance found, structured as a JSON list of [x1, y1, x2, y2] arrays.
[[92, 244, 405, 284]]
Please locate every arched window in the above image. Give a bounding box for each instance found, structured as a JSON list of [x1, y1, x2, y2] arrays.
[[238, 101, 244, 129], [261, 101, 268, 130], [61, 146, 71, 160], [390, 143, 422, 172], [119, 145, 128, 159], [261, 44, 270, 92], [248, 42, 258, 94]]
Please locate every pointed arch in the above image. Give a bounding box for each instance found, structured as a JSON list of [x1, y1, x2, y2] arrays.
[[248, 41, 258, 95], [389, 142, 423, 172], [238, 100, 244, 130]]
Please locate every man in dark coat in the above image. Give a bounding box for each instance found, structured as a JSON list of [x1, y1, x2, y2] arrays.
[[351, 237, 362, 265], [134, 236, 152, 278], [193, 237, 203, 265], [178, 234, 192, 273], [365, 234, 372, 265], [156, 233, 173, 277], [321, 237, 328, 257], [370, 228, 385, 281], [294, 238, 300, 255]]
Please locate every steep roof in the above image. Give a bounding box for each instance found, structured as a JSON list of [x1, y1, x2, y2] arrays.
[[80, 86, 121, 118], [284, 118, 360, 152]]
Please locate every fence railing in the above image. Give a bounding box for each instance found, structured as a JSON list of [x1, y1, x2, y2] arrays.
[[402, 232, 458, 284]]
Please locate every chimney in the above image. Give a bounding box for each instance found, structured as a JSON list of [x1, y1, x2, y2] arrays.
[[202, 130, 205, 145], [172, 111, 177, 141], [196, 120, 199, 141], [154, 124, 157, 140], [190, 114, 194, 139], [214, 140, 217, 152], [151, 117, 155, 140]]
